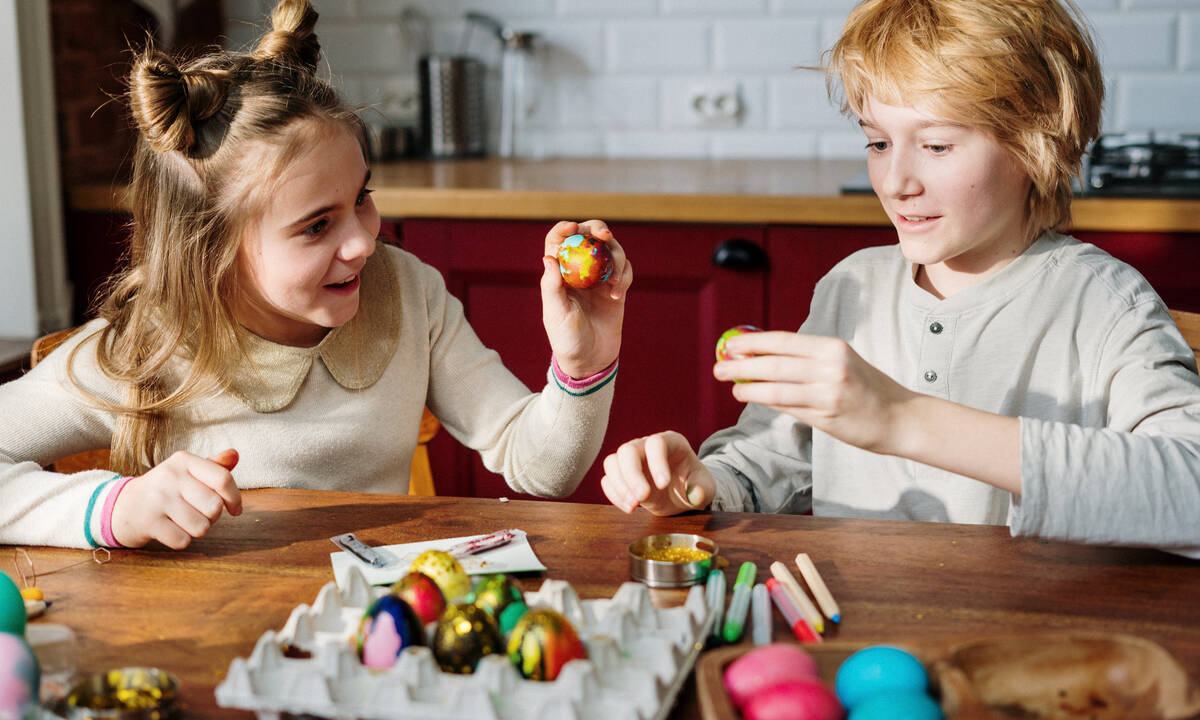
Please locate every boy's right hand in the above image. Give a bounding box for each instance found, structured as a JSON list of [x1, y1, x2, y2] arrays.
[[600, 431, 715, 515], [111, 449, 242, 549]]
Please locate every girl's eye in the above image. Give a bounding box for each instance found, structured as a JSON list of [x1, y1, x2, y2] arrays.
[[865, 140, 889, 153], [305, 218, 328, 236], [356, 187, 374, 206], [926, 144, 951, 155]]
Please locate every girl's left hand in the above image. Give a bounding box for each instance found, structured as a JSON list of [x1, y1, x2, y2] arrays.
[[541, 220, 632, 378], [714, 331, 917, 456]]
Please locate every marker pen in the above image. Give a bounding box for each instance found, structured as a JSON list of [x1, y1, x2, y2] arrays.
[[766, 578, 821, 643], [751, 582, 771, 646], [706, 569, 726, 641], [722, 562, 757, 643]]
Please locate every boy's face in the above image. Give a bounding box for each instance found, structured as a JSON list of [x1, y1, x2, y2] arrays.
[[860, 97, 1033, 293], [234, 124, 380, 347]]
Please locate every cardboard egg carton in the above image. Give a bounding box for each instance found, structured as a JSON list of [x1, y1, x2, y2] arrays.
[[214, 564, 714, 720]]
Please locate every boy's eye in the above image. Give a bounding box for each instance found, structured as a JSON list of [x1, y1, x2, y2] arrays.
[[305, 218, 328, 236], [356, 187, 374, 206], [865, 140, 889, 152]]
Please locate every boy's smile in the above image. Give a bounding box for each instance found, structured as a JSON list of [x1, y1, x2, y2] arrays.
[[861, 97, 1034, 298]]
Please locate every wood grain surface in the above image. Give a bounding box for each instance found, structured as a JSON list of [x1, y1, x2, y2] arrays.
[[13, 489, 1200, 718]]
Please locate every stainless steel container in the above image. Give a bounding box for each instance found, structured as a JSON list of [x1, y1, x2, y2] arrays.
[[418, 54, 486, 158], [629, 533, 718, 588]]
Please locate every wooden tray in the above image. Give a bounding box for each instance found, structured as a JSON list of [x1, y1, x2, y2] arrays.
[[696, 633, 1200, 720]]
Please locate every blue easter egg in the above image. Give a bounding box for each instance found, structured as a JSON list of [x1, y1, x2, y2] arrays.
[[835, 645, 928, 710], [848, 689, 944, 720], [0, 574, 25, 636], [355, 595, 425, 669]]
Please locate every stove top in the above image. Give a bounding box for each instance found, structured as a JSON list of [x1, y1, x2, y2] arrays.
[[1084, 132, 1200, 198]]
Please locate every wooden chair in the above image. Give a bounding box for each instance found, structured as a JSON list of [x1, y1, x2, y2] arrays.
[[1170, 309, 1200, 367], [31, 327, 441, 493]]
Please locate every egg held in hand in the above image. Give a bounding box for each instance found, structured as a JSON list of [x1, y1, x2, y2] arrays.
[[433, 602, 504, 674], [391, 571, 446, 625], [506, 607, 588, 681], [354, 595, 425, 669], [557, 234, 614, 289], [409, 549, 472, 602], [723, 642, 822, 709], [715, 324, 763, 362]]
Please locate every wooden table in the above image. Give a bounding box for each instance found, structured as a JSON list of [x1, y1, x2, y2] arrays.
[[14, 489, 1200, 718]]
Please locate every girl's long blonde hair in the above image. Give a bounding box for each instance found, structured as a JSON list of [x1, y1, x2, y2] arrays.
[[77, 0, 366, 474]]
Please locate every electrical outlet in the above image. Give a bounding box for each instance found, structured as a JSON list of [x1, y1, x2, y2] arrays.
[[687, 81, 742, 128]]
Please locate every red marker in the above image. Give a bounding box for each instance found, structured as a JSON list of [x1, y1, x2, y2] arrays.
[[767, 578, 822, 643]]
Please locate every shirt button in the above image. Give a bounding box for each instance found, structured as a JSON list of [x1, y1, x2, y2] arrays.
[[924, 370, 938, 383], [929, 321, 943, 334]]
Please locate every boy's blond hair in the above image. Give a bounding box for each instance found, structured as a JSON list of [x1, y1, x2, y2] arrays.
[[826, 0, 1104, 239], [75, 0, 367, 474]]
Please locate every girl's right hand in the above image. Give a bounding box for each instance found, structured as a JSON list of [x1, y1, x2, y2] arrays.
[[110, 449, 242, 549], [600, 431, 716, 515]]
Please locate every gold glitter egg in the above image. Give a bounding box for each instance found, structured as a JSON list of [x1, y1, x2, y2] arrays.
[[410, 549, 471, 602], [432, 602, 503, 674]]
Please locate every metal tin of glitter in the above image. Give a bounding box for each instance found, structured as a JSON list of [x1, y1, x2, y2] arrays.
[[628, 533, 718, 588], [65, 667, 179, 719]]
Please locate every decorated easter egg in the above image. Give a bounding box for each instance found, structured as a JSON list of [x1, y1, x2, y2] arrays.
[[391, 572, 446, 625], [715, 324, 763, 362], [497, 601, 528, 636], [466, 574, 524, 631], [0, 631, 39, 718], [506, 607, 588, 681], [557, 233, 614, 289], [433, 603, 503, 674], [410, 550, 471, 602], [741, 677, 843, 720], [724, 642, 821, 709], [835, 645, 928, 710], [849, 689, 944, 720], [354, 595, 425, 669], [0, 574, 25, 636]]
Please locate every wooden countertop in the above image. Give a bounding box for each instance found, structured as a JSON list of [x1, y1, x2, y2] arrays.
[[68, 157, 1200, 232], [19, 489, 1200, 719]]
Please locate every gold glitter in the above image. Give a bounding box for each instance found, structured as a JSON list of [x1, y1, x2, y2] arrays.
[[637, 547, 711, 563]]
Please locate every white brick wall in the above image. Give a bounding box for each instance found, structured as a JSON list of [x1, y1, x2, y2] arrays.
[[225, 0, 1200, 159]]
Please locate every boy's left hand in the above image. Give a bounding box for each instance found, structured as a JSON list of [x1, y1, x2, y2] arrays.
[[541, 220, 632, 378], [714, 331, 917, 456]]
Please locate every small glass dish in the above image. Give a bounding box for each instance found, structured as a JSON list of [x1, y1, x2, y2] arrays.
[[629, 533, 718, 587], [65, 667, 179, 719]]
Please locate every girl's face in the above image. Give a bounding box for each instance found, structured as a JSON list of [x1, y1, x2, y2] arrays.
[[861, 96, 1033, 296], [234, 124, 379, 346]]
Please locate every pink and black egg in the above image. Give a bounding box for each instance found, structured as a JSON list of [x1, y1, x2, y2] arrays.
[[557, 234, 614, 289], [0, 632, 39, 718], [354, 595, 425, 669]]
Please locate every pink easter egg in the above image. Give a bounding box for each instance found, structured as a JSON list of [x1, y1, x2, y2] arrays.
[[724, 642, 822, 709], [742, 678, 844, 720]]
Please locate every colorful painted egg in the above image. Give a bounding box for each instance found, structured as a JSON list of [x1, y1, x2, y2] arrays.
[[432, 603, 503, 674], [466, 574, 524, 632], [0, 574, 25, 636], [497, 601, 529, 637], [506, 607, 588, 681], [354, 595, 425, 669], [715, 325, 763, 362], [557, 234, 614, 289], [835, 645, 928, 710], [409, 550, 471, 602], [391, 572, 446, 625], [0, 631, 39, 718]]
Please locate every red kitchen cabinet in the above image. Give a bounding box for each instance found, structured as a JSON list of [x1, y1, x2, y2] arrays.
[[1075, 231, 1200, 311], [396, 219, 768, 503]]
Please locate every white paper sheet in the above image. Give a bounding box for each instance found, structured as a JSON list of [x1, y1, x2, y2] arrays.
[[330, 529, 546, 588]]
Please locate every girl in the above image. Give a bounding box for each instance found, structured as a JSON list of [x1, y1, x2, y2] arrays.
[[600, 0, 1200, 556], [0, 0, 631, 550]]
